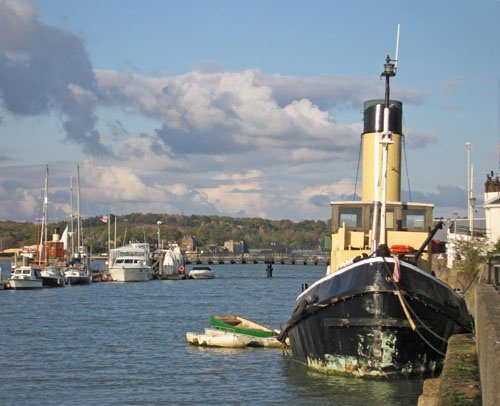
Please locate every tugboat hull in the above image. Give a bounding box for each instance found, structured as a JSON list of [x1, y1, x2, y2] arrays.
[[280, 258, 472, 378]]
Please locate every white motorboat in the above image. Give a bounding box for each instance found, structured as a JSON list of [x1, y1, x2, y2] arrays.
[[108, 243, 152, 282], [8, 266, 44, 290], [188, 266, 215, 280]]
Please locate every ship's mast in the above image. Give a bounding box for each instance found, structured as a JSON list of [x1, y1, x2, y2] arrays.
[[372, 26, 399, 250], [379, 55, 396, 246]]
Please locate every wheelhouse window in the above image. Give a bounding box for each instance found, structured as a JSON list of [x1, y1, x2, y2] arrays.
[[339, 207, 362, 229], [403, 209, 426, 230], [369, 208, 395, 229], [385, 210, 395, 229]]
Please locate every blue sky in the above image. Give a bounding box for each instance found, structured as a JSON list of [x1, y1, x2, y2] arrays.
[[0, 0, 499, 223]]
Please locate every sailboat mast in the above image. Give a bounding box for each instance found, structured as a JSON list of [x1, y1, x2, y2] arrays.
[[77, 165, 81, 256], [70, 176, 75, 256], [39, 165, 49, 266]]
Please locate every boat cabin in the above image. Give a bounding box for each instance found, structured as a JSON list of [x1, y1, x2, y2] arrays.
[[11, 266, 42, 280], [329, 200, 434, 273]]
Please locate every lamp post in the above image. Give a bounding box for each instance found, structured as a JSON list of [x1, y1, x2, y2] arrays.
[[157, 221, 162, 249], [465, 142, 473, 235], [452, 212, 459, 239], [449, 212, 459, 269], [469, 196, 476, 237]]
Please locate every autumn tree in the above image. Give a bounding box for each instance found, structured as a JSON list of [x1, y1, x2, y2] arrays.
[[454, 237, 493, 291]]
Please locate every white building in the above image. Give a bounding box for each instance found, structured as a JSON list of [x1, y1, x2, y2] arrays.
[[224, 240, 245, 254], [484, 172, 500, 244], [446, 171, 499, 268]]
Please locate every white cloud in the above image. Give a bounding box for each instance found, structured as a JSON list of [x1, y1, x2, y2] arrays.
[[83, 162, 150, 202], [0, 2, 456, 222]]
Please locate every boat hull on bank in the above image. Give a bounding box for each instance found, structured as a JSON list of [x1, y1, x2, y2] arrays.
[[279, 257, 472, 378]]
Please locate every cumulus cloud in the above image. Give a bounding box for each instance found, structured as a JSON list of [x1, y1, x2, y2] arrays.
[[0, 1, 451, 222], [0, 0, 106, 154], [96, 69, 370, 163]]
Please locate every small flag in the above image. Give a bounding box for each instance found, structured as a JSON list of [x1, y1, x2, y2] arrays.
[[100, 215, 108, 223]]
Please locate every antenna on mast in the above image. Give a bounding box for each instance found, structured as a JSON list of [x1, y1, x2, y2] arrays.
[[394, 24, 401, 71]]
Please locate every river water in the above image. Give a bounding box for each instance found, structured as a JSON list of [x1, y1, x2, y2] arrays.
[[0, 262, 423, 405]]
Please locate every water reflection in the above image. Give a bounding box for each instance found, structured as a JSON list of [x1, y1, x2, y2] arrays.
[[281, 356, 423, 406]]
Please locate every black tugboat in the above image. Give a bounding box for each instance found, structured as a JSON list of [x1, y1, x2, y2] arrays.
[[278, 45, 473, 378]]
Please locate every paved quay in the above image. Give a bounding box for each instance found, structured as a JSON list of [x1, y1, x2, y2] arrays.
[[418, 279, 499, 406]]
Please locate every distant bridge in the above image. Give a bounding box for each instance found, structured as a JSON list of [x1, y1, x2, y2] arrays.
[[183, 254, 329, 266]]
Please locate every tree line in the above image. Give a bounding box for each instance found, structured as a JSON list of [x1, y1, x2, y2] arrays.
[[0, 213, 331, 254]]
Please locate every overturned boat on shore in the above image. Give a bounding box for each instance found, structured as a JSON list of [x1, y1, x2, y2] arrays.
[[278, 51, 472, 378]]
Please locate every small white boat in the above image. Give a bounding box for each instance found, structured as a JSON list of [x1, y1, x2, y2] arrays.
[[8, 266, 44, 290], [186, 328, 284, 348], [188, 266, 215, 279], [186, 315, 285, 348], [186, 329, 252, 348]]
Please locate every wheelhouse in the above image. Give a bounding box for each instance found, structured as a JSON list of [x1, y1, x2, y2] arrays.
[[329, 201, 434, 272]]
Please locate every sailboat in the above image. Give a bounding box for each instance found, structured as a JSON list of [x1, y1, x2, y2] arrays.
[[64, 165, 92, 285], [38, 165, 65, 288], [278, 40, 472, 378]]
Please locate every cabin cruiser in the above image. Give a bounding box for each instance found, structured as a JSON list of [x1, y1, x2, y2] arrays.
[[8, 266, 44, 290], [107, 243, 152, 282]]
